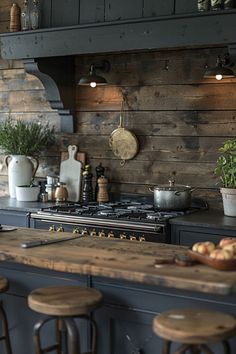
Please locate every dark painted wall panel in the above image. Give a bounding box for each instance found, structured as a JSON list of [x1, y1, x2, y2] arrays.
[[143, 0, 175, 17], [105, 0, 143, 21], [51, 0, 80, 27], [175, 0, 198, 13], [80, 0, 105, 24], [40, 0, 52, 28]]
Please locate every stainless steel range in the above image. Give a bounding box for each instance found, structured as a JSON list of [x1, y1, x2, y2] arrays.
[[30, 200, 207, 243]]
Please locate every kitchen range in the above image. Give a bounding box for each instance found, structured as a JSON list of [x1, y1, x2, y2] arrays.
[[30, 199, 208, 243]]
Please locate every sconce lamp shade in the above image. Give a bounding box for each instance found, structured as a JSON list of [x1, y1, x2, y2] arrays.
[[78, 60, 110, 88], [204, 55, 235, 80]]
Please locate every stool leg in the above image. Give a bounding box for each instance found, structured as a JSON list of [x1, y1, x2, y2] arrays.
[[0, 304, 12, 354], [174, 343, 191, 354], [80, 314, 98, 354], [162, 339, 171, 354], [222, 340, 231, 354], [198, 344, 214, 354], [64, 318, 80, 354], [33, 317, 61, 354]]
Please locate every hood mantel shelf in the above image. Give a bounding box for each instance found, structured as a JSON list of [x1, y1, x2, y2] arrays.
[[1, 12, 236, 60]]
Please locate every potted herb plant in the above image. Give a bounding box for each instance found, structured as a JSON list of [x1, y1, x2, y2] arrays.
[[0, 118, 55, 199], [214, 139, 236, 216]]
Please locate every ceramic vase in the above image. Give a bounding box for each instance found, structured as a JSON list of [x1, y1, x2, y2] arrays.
[[5, 155, 39, 198]]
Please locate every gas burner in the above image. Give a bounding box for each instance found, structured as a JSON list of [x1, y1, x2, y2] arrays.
[[127, 204, 153, 211]]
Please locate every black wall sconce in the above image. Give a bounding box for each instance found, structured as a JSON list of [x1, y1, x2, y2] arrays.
[[78, 60, 111, 88], [204, 54, 235, 80]]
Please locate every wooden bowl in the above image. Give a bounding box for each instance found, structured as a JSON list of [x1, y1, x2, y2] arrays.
[[188, 249, 236, 271]]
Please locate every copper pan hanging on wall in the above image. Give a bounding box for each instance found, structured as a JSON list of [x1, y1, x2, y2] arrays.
[[109, 101, 139, 165]]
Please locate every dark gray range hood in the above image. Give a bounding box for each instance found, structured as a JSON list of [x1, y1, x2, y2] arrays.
[[1, 10, 236, 133]]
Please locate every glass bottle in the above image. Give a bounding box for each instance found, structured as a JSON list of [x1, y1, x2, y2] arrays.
[[198, 0, 210, 11], [21, 0, 30, 31], [30, 0, 40, 30]]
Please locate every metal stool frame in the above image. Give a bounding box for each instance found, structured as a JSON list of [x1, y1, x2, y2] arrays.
[[0, 303, 12, 354], [33, 314, 97, 354]]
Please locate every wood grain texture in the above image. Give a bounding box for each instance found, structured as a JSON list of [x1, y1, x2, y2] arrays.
[[0, 228, 236, 295], [153, 309, 236, 343], [28, 285, 103, 316]]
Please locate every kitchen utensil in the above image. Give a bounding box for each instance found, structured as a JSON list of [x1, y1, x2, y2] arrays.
[[21, 235, 82, 248], [109, 102, 139, 165], [149, 178, 196, 210], [61, 150, 86, 167], [59, 145, 82, 202], [155, 254, 195, 267], [55, 182, 68, 202]]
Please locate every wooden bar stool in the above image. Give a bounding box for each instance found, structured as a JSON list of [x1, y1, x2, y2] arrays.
[[28, 285, 103, 354], [153, 308, 236, 354], [0, 276, 12, 354]]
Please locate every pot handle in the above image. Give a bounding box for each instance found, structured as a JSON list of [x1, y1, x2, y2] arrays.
[[4, 155, 11, 168], [28, 156, 39, 179], [149, 186, 154, 192], [190, 187, 197, 193]]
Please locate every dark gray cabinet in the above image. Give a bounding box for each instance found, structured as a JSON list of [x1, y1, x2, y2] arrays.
[[0, 210, 29, 227], [171, 224, 236, 246]]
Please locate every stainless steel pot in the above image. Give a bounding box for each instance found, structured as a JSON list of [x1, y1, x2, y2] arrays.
[[149, 179, 195, 210]]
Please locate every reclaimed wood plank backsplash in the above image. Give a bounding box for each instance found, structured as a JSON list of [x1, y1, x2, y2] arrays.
[[0, 1, 234, 207]]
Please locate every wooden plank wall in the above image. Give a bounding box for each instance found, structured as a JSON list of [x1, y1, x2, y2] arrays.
[[74, 47, 236, 207], [1, 1, 236, 208], [0, 59, 61, 196]]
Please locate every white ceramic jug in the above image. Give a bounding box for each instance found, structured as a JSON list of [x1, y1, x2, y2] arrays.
[[5, 155, 39, 198]]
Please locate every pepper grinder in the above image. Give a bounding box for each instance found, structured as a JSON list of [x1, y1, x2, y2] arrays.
[[95, 163, 105, 201], [82, 165, 93, 204], [97, 176, 109, 203]]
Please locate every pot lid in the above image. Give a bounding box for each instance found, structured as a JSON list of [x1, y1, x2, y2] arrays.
[[153, 179, 191, 192], [153, 184, 191, 192]]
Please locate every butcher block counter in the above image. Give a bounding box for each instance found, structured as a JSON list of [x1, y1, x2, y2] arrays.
[[0, 228, 235, 295], [0, 228, 236, 354]]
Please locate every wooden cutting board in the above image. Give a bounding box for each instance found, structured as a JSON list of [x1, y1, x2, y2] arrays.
[[61, 150, 86, 167], [59, 145, 82, 202]]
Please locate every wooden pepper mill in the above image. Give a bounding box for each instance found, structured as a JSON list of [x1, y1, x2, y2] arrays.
[[82, 165, 93, 204], [97, 176, 109, 203]]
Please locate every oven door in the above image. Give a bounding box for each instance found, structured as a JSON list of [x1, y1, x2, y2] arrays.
[[30, 214, 170, 243]]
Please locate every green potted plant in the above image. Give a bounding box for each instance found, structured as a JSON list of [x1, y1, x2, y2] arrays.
[[214, 139, 236, 216], [0, 118, 55, 199]]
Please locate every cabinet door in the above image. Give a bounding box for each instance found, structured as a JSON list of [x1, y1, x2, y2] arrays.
[[171, 225, 236, 246], [0, 210, 29, 227]]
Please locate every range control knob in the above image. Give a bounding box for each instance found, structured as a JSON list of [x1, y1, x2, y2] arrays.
[[120, 234, 127, 240], [49, 225, 56, 232], [81, 228, 88, 236], [139, 236, 146, 242], [107, 231, 115, 238], [130, 236, 137, 241], [155, 226, 163, 233], [98, 230, 106, 237], [90, 229, 97, 237], [73, 227, 80, 234], [57, 226, 64, 232]]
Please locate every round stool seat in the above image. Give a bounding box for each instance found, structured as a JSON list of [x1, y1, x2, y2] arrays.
[[153, 308, 236, 344], [28, 286, 103, 316], [0, 276, 8, 293]]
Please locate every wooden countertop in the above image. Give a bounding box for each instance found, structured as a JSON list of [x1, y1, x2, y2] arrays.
[[0, 228, 236, 296]]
